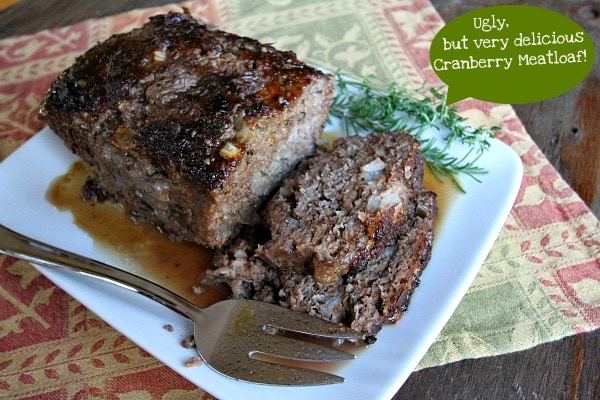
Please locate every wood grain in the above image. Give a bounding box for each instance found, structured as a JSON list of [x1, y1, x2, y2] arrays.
[[0, 1, 598, 399], [395, 330, 600, 399]]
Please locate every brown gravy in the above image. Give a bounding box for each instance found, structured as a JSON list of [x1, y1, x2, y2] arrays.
[[422, 163, 458, 232], [46, 161, 229, 308]]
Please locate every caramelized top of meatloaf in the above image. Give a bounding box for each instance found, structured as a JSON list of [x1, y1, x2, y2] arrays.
[[40, 10, 328, 191]]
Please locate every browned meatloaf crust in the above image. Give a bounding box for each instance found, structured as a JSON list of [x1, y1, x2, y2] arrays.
[[207, 132, 437, 340], [39, 10, 334, 248]]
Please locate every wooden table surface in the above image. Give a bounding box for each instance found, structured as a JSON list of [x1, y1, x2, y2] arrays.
[[1, 1, 598, 399]]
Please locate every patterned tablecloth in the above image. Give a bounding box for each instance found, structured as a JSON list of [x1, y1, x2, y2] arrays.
[[1, 0, 599, 398]]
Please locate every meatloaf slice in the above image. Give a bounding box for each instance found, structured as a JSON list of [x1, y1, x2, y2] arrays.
[[207, 132, 437, 340], [39, 10, 334, 248]]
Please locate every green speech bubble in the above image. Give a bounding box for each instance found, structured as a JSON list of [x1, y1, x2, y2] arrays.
[[430, 5, 595, 105]]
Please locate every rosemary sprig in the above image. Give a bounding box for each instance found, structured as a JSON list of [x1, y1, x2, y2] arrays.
[[329, 73, 500, 190]]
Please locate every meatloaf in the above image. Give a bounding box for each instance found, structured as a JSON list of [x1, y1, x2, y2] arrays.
[[39, 10, 334, 248], [206, 132, 437, 341]]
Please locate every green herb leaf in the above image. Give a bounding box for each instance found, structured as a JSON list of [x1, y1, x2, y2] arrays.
[[329, 73, 497, 191]]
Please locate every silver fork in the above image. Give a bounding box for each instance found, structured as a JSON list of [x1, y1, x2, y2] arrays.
[[0, 223, 363, 386]]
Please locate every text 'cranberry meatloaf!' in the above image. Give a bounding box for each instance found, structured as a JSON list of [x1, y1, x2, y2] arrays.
[[207, 132, 438, 341], [39, 11, 334, 248]]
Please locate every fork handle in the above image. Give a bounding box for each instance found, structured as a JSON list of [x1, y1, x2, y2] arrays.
[[0, 223, 198, 319]]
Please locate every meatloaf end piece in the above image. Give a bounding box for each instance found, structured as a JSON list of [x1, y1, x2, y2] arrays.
[[39, 10, 334, 248], [207, 132, 437, 340]]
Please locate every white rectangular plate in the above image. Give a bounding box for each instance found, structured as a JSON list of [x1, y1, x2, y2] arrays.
[[0, 121, 522, 399]]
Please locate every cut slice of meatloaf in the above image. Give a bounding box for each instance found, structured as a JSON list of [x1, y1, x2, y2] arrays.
[[207, 132, 437, 340], [39, 10, 334, 248]]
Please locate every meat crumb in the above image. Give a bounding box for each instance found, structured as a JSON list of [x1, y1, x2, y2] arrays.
[[184, 356, 203, 367], [163, 324, 174, 332], [263, 325, 279, 335], [181, 335, 195, 349]]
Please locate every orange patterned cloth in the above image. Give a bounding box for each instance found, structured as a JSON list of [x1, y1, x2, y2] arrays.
[[0, 1, 599, 399]]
